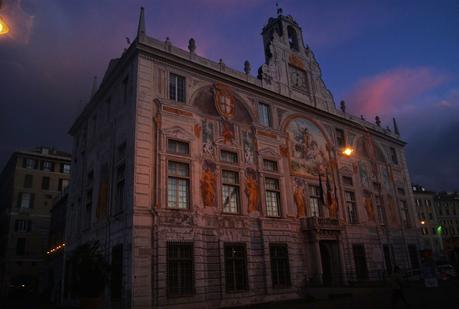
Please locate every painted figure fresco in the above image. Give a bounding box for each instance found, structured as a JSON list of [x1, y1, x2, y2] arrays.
[[363, 191, 375, 222], [245, 168, 259, 213], [202, 119, 215, 157], [359, 161, 370, 189], [221, 120, 235, 144], [326, 173, 338, 218], [293, 178, 306, 217], [287, 118, 328, 177], [386, 194, 399, 225], [201, 160, 217, 207], [242, 130, 256, 164]]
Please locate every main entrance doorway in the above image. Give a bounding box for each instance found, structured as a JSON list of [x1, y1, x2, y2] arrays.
[[319, 241, 342, 285]]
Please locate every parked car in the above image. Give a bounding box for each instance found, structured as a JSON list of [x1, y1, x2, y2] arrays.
[[436, 264, 457, 280]]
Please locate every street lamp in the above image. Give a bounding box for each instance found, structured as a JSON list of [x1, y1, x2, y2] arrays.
[[420, 220, 426, 225], [0, 16, 9, 35], [342, 147, 354, 157]]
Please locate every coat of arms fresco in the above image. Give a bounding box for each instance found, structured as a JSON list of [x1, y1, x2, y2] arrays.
[[214, 82, 235, 119], [287, 118, 328, 177]]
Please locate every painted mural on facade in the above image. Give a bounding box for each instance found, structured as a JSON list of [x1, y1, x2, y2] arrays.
[[287, 118, 328, 177]]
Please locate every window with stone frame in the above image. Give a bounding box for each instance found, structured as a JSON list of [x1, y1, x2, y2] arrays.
[[335, 128, 346, 148], [42, 161, 54, 172], [167, 161, 190, 209], [342, 176, 353, 187], [375, 194, 386, 225], [400, 200, 410, 228], [14, 220, 31, 233], [23, 174, 33, 189], [23, 158, 36, 169], [224, 244, 248, 291], [61, 163, 71, 174], [270, 244, 291, 288], [18, 192, 34, 209], [309, 185, 321, 217], [265, 178, 281, 217], [258, 102, 272, 127], [167, 139, 190, 156], [220, 150, 238, 164], [345, 191, 358, 224], [114, 163, 126, 214], [169, 73, 186, 102], [263, 159, 278, 172], [42, 176, 50, 190], [222, 170, 240, 213], [167, 242, 194, 296]]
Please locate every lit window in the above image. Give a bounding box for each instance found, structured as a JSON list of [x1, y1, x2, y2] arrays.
[[265, 178, 281, 217], [221, 150, 238, 164], [167, 162, 190, 209], [263, 159, 278, 172], [222, 170, 240, 213], [169, 73, 186, 102], [23, 158, 36, 169], [258, 103, 271, 127], [19, 192, 33, 209], [168, 139, 189, 155], [62, 164, 71, 174], [42, 161, 53, 172]]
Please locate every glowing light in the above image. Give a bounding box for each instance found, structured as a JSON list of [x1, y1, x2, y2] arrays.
[[342, 147, 354, 156], [21, 284, 25, 288], [420, 220, 425, 225], [436, 225, 443, 235], [46, 242, 66, 255], [0, 16, 9, 35]]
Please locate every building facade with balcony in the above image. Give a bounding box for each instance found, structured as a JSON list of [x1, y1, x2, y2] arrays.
[[0, 147, 71, 298], [63, 8, 420, 308]]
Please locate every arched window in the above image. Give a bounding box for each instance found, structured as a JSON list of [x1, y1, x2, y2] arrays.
[[287, 26, 299, 51]]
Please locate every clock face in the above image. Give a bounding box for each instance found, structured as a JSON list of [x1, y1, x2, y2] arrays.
[[289, 66, 308, 92]]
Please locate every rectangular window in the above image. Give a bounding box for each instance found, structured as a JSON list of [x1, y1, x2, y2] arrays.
[[167, 242, 194, 296], [42, 176, 50, 190], [335, 128, 346, 147], [309, 185, 321, 217], [61, 164, 71, 174], [24, 175, 33, 188], [270, 244, 291, 288], [375, 195, 385, 225], [224, 244, 248, 291], [16, 238, 26, 255], [342, 176, 353, 187], [222, 170, 240, 213], [352, 244, 368, 280], [400, 200, 410, 228], [167, 162, 190, 209], [390, 147, 398, 165], [115, 164, 125, 213], [345, 191, 358, 224], [265, 178, 281, 217], [18, 192, 33, 209], [14, 220, 31, 232], [23, 158, 36, 169], [263, 159, 278, 172], [221, 150, 238, 164], [42, 161, 53, 172], [58, 179, 69, 191], [111, 245, 123, 300], [167, 139, 190, 155], [169, 73, 186, 102], [258, 102, 271, 127]]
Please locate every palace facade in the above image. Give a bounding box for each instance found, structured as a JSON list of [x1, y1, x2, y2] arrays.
[[64, 8, 420, 308]]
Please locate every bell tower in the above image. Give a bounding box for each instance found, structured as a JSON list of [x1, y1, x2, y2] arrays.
[[259, 10, 335, 112]]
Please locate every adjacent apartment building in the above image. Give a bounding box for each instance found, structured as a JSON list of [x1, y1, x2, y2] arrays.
[[0, 147, 71, 297], [434, 192, 459, 267], [64, 8, 420, 308]]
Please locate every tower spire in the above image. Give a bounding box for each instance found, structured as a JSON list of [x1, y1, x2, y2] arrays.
[[137, 7, 146, 39], [393, 117, 400, 135]]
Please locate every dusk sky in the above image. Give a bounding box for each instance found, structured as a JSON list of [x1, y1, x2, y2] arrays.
[[0, 0, 458, 191]]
